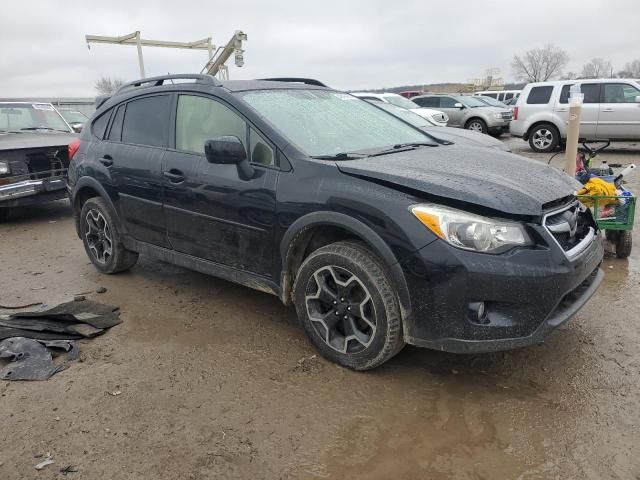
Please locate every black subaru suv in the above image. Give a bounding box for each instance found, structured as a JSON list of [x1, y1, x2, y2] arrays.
[[68, 74, 604, 370]]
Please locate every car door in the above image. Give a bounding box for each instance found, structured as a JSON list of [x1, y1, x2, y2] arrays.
[[437, 96, 465, 127], [100, 95, 171, 247], [597, 82, 640, 139], [162, 94, 278, 276]]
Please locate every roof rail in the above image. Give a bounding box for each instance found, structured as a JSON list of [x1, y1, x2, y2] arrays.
[[258, 77, 328, 87], [115, 74, 220, 95]]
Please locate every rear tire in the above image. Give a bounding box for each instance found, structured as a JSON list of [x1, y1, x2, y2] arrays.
[[616, 231, 632, 259], [465, 118, 488, 134], [528, 124, 559, 153], [293, 241, 404, 371], [80, 197, 138, 274]]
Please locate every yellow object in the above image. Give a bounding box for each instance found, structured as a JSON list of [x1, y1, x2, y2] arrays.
[[412, 209, 444, 239], [577, 177, 617, 207]]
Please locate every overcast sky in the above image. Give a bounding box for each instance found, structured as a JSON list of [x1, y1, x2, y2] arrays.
[[1, 0, 638, 97]]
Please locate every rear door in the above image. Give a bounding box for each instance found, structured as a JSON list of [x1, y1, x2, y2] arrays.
[[101, 94, 171, 247], [597, 82, 640, 139], [162, 93, 278, 276], [577, 83, 601, 138], [554, 83, 599, 138]]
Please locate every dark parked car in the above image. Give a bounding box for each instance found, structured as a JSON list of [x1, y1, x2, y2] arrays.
[[68, 74, 604, 370], [0, 102, 77, 221]]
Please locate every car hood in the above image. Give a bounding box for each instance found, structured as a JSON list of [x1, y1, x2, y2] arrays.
[[423, 126, 510, 151], [0, 131, 78, 150], [337, 145, 579, 216]]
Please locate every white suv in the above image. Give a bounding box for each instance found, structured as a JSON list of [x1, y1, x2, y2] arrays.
[[351, 92, 448, 126], [510, 79, 640, 152]]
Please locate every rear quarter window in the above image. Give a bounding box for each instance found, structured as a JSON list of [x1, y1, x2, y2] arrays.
[[91, 111, 111, 139], [526, 86, 553, 104]]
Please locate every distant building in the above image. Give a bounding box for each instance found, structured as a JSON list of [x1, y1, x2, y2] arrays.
[[0, 97, 96, 116]]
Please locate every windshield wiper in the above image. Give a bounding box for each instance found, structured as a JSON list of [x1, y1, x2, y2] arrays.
[[368, 142, 438, 158], [310, 152, 368, 160], [20, 127, 70, 133]]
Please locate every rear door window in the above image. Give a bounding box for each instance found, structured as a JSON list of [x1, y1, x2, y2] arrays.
[[559, 85, 573, 104], [526, 86, 553, 104], [581, 83, 601, 104], [121, 95, 171, 147], [413, 97, 439, 108]]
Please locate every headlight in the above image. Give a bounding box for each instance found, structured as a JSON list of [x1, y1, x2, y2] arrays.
[[0, 161, 9, 175], [411, 204, 533, 253], [493, 113, 504, 120], [430, 113, 448, 125]]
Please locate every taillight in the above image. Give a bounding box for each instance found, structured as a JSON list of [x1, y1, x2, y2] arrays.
[[513, 106, 519, 121], [68, 139, 81, 160]]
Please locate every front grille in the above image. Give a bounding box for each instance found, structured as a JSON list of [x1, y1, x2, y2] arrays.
[[544, 202, 593, 253], [501, 112, 513, 120]]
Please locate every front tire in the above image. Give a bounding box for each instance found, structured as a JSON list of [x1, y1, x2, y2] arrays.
[[465, 118, 488, 134], [80, 197, 138, 274], [293, 241, 404, 371], [528, 124, 559, 153]]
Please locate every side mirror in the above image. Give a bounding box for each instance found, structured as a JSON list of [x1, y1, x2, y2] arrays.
[[71, 123, 83, 133], [454, 103, 464, 109], [204, 135, 255, 180]]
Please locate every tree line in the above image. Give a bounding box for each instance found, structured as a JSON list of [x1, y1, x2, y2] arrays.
[[512, 45, 640, 83]]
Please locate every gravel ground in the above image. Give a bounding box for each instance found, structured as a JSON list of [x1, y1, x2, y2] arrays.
[[1, 137, 639, 479]]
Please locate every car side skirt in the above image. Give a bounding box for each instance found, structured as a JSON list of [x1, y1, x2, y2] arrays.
[[128, 240, 280, 297]]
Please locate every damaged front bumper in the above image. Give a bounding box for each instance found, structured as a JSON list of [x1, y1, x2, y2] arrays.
[[0, 175, 68, 208], [399, 225, 604, 353]]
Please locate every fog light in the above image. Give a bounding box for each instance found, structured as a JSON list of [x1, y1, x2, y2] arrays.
[[468, 302, 488, 324]]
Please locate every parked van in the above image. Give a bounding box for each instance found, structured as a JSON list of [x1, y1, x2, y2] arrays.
[[510, 79, 640, 152], [474, 90, 521, 102]]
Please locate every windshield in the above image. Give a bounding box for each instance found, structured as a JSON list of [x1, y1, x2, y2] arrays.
[[375, 103, 430, 128], [456, 96, 487, 108], [0, 103, 70, 132], [241, 90, 432, 157], [383, 94, 420, 110], [60, 110, 88, 123]]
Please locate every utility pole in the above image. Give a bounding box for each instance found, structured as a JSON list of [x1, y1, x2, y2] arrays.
[[86, 31, 244, 79]]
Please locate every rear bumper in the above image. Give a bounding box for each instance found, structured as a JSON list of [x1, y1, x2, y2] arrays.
[[0, 177, 67, 208], [400, 231, 604, 353]]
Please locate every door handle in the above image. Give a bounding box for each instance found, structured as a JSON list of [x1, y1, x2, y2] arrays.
[[556, 108, 568, 112], [601, 108, 614, 112], [99, 155, 113, 167], [163, 169, 185, 183]]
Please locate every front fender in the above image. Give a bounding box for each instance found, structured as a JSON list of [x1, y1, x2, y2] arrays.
[[279, 210, 413, 330]]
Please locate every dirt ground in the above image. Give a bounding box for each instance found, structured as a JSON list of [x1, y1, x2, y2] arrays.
[[1, 138, 639, 479]]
